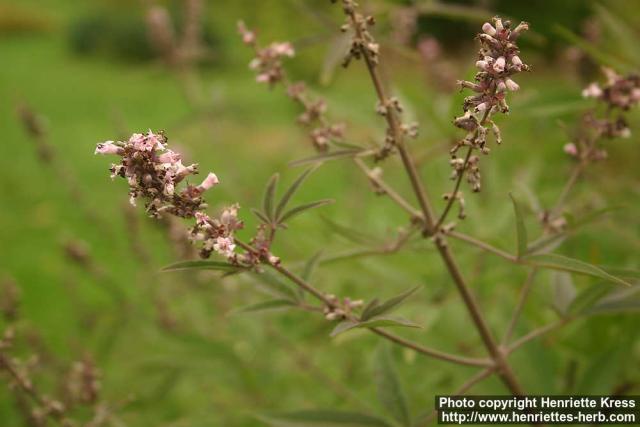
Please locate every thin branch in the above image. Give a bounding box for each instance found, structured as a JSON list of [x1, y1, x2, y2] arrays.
[[419, 367, 496, 426], [508, 318, 571, 353], [501, 268, 538, 345], [341, 1, 528, 398], [448, 231, 518, 262]]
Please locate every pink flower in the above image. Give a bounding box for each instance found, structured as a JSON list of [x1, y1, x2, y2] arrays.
[[195, 211, 211, 226], [157, 150, 181, 164], [213, 237, 236, 257], [505, 78, 520, 91], [563, 143, 578, 157], [95, 141, 122, 155], [493, 56, 506, 73], [198, 172, 219, 191], [272, 42, 295, 57], [482, 22, 496, 37], [582, 83, 603, 99]]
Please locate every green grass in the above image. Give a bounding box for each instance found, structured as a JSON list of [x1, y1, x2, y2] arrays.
[[1, 1, 640, 426]]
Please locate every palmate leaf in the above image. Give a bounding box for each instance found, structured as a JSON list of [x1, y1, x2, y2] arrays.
[[509, 193, 528, 258], [374, 345, 411, 427], [263, 173, 280, 222], [275, 166, 319, 222], [330, 315, 421, 337], [162, 260, 242, 272], [257, 410, 392, 427], [279, 199, 334, 223], [523, 254, 631, 287], [361, 286, 421, 321]]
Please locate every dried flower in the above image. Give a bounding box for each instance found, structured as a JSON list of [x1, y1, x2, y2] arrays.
[[239, 20, 295, 87]]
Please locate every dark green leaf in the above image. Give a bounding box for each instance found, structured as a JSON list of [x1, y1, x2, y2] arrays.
[[280, 199, 334, 223], [524, 254, 631, 287], [330, 320, 360, 337], [263, 173, 279, 221], [374, 345, 411, 427], [330, 316, 421, 337], [230, 299, 296, 315], [290, 149, 363, 167], [361, 287, 421, 321], [254, 272, 299, 301], [162, 260, 240, 272], [257, 410, 391, 427], [360, 299, 381, 322], [510, 193, 528, 258], [275, 166, 318, 221]]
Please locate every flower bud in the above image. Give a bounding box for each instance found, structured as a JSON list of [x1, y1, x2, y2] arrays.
[[482, 22, 496, 36], [199, 172, 219, 191]]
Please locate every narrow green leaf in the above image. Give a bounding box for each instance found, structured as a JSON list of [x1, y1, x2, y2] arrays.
[[601, 267, 640, 281], [302, 251, 323, 282], [509, 193, 528, 258], [524, 254, 631, 287], [374, 345, 411, 427], [263, 173, 279, 221], [321, 216, 381, 246], [360, 298, 381, 322], [568, 282, 612, 315], [257, 410, 391, 427], [162, 260, 240, 272], [359, 316, 421, 330], [583, 286, 640, 315], [331, 316, 421, 337], [280, 199, 334, 223], [330, 320, 360, 337], [251, 208, 270, 224], [254, 272, 299, 301], [230, 299, 296, 315], [275, 166, 318, 221], [289, 149, 362, 167], [361, 287, 421, 321]]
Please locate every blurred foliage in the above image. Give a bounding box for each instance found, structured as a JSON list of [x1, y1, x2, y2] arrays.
[[1, 0, 639, 426]]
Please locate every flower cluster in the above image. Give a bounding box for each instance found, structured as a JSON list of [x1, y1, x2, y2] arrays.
[[287, 82, 346, 151], [238, 21, 294, 87], [582, 68, 640, 111], [240, 23, 346, 152], [340, 1, 379, 67], [452, 17, 529, 192], [323, 295, 364, 321], [95, 131, 242, 260], [336, 0, 419, 161], [565, 69, 640, 161]]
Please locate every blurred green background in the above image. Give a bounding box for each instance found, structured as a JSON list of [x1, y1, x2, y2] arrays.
[[1, 0, 639, 426]]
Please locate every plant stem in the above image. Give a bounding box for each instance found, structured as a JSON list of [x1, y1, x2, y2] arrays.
[[269, 259, 491, 368], [344, 4, 528, 397]]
